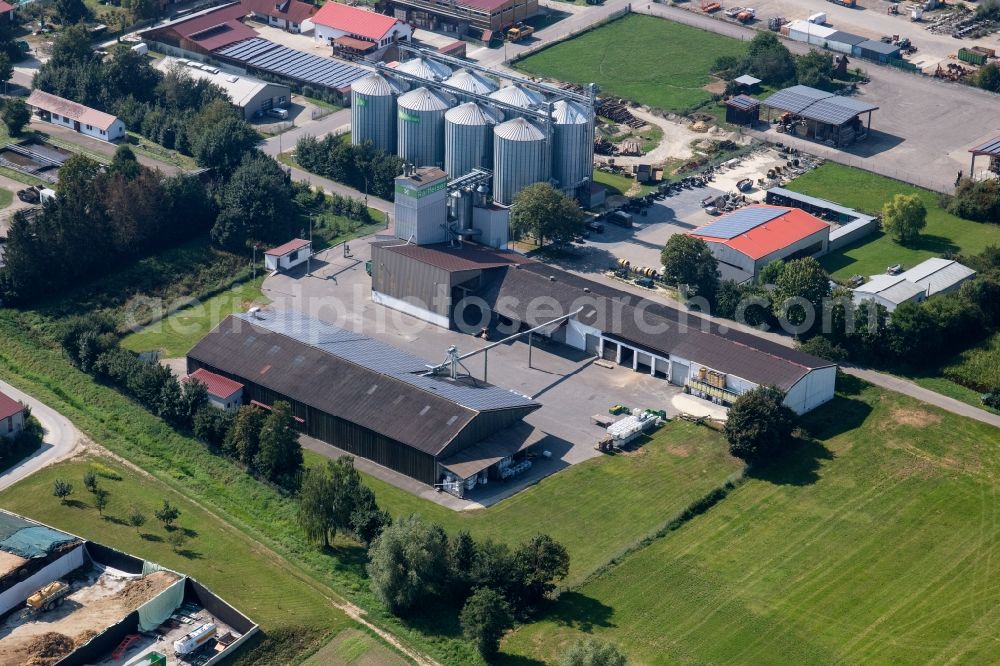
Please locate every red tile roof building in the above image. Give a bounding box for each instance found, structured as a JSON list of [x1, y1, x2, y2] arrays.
[[0, 391, 23, 422], [185, 368, 245, 407], [312, 3, 411, 49], [140, 3, 256, 55], [688, 205, 831, 281], [26, 90, 126, 141], [242, 0, 316, 33]]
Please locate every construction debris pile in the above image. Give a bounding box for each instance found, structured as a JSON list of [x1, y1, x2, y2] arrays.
[[597, 98, 644, 128]]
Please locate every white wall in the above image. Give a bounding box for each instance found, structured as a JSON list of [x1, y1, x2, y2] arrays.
[[565, 318, 600, 352], [705, 240, 754, 273], [1, 409, 24, 439], [208, 389, 242, 412], [42, 112, 124, 142], [753, 227, 829, 274], [265, 248, 310, 272], [373, 290, 450, 328], [315, 22, 411, 47], [0, 544, 86, 616], [783, 365, 837, 414]]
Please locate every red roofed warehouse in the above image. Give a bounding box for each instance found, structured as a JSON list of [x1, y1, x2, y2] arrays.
[[0, 390, 25, 439], [312, 4, 412, 55], [139, 3, 256, 56], [265, 238, 311, 273], [387, 0, 538, 34], [26, 90, 125, 142], [185, 368, 245, 411], [688, 205, 830, 282], [242, 0, 316, 34]]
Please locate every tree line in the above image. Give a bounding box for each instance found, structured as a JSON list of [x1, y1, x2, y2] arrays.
[[295, 135, 403, 200], [715, 32, 844, 94], [60, 316, 305, 490]]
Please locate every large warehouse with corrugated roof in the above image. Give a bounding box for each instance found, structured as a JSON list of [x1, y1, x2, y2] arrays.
[[187, 310, 543, 489], [370, 242, 837, 414]]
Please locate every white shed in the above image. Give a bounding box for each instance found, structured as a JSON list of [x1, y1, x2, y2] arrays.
[[265, 239, 312, 272]]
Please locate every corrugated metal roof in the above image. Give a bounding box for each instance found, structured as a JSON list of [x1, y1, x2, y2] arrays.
[[853, 275, 925, 305], [693, 206, 790, 239], [188, 311, 539, 456], [970, 135, 1000, 156], [481, 263, 833, 390], [439, 422, 545, 478], [445, 69, 498, 95], [898, 258, 976, 295], [215, 38, 369, 91], [799, 96, 878, 125], [376, 241, 530, 272], [552, 99, 589, 125], [495, 117, 545, 141], [826, 30, 867, 45], [766, 187, 875, 223], [398, 86, 455, 111], [725, 94, 760, 111], [488, 85, 546, 109], [761, 85, 834, 114], [856, 39, 901, 56], [445, 102, 503, 126]]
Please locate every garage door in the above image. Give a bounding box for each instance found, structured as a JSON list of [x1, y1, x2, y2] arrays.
[[602, 341, 618, 362], [585, 334, 599, 355], [669, 360, 689, 386]]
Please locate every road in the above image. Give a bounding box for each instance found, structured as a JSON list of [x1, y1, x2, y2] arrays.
[[0, 380, 83, 492], [842, 367, 1000, 428], [260, 108, 351, 158]]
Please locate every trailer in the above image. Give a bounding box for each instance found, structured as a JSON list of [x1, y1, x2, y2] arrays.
[[174, 622, 217, 656], [26, 581, 70, 613]]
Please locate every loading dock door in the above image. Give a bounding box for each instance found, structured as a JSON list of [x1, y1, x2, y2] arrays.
[[602, 341, 618, 362], [669, 360, 689, 386], [585, 334, 599, 355]]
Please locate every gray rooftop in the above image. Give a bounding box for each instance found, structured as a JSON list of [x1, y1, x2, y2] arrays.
[[762, 85, 877, 126], [766, 187, 875, 223], [970, 135, 1000, 156], [215, 38, 369, 91], [856, 39, 901, 56]]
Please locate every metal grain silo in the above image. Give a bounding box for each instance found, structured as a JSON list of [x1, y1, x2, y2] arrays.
[[395, 57, 452, 83], [488, 85, 546, 118], [397, 87, 456, 168], [351, 73, 408, 155], [444, 102, 503, 179], [444, 68, 498, 102], [551, 99, 592, 192], [493, 117, 548, 206]]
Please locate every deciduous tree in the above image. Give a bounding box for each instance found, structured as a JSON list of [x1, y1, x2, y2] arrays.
[[460, 588, 514, 661], [723, 386, 797, 464], [53, 479, 73, 504], [1, 98, 28, 136], [560, 637, 628, 666], [510, 182, 584, 246], [154, 500, 181, 529], [367, 515, 449, 615], [255, 401, 303, 488], [660, 234, 719, 301], [771, 257, 831, 329], [882, 193, 927, 245]]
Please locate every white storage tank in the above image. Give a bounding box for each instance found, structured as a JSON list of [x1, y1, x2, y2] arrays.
[[551, 99, 592, 193], [394, 56, 452, 82], [488, 84, 546, 118], [351, 73, 408, 155], [444, 102, 503, 179], [397, 87, 456, 168], [444, 68, 498, 101], [493, 117, 548, 206]]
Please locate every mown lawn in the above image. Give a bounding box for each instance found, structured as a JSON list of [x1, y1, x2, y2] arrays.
[[335, 422, 743, 587], [502, 379, 1000, 664], [0, 456, 358, 665], [0, 187, 12, 209], [515, 14, 746, 113], [121, 277, 269, 358], [786, 163, 1000, 280]]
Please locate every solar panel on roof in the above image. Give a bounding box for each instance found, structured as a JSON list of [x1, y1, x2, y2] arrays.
[[695, 207, 790, 239], [762, 85, 834, 114], [970, 136, 1000, 156], [800, 97, 878, 125], [215, 37, 368, 90]]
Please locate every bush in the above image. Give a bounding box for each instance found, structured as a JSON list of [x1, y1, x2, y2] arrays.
[[948, 179, 1000, 224], [723, 386, 798, 464], [560, 637, 628, 666], [460, 588, 514, 661]]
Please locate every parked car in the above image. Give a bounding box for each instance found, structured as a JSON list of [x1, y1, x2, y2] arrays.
[[586, 221, 605, 233], [634, 277, 655, 289], [267, 108, 289, 120]]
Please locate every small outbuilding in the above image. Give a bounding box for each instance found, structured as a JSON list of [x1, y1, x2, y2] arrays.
[[184, 368, 244, 411], [733, 74, 761, 93], [242, 0, 317, 33], [265, 239, 312, 272], [0, 390, 25, 439], [853, 39, 901, 63], [724, 94, 760, 126], [852, 258, 976, 311], [968, 134, 1000, 179]]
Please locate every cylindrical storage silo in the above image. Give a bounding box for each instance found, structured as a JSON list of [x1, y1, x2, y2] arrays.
[[444, 68, 498, 102], [551, 99, 592, 192], [351, 73, 408, 155], [488, 85, 546, 118], [444, 102, 503, 179], [395, 57, 452, 82], [397, 87, 456, 168], [493, 117, 548, 206]]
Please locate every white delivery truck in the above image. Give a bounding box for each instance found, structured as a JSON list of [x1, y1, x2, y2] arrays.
[[174, 623, 217, 656]]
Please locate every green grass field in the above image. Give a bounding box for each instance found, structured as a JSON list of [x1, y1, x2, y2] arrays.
[[787, 163, 1000, 280], [121, 277, 269, 358], [515, 14, 746, 113], [0, 455, 359, 664], [337, 422, 743, 587], [502, 380, 1000, 664], [0, 187, 12, 209]]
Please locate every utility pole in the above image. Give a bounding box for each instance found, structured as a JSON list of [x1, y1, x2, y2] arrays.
[[307, 216, 314, 276], [252, 245, 257, 280]]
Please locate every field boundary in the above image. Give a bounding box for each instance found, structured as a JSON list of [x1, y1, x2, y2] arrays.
[[508, 7, 631, 65], [570, 466, 746, 591]]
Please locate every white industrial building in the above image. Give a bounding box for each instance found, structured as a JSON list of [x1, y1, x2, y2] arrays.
[[312, 2, 412, 55], [265, 238, 312, 272], [852, 258, 976, 311], [157, 58, 290, 120], [25, 90, 125, 142]]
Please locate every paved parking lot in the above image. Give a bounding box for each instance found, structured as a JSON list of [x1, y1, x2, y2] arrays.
[[261, 236, 684, 505]]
